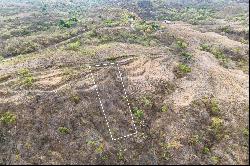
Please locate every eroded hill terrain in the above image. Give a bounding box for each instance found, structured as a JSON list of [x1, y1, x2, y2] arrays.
[[0, 0, 249, 165]]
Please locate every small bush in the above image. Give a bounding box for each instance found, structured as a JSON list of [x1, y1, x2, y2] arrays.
[[200, 44, 210, 52], [181, 52, 193, 60], [174, 63, 192, 78], [0, 112, 16, 125], [18, 68, 35, 87], [202, 146, 210, 154], [59, 17, 78, 28], [95, 143, 104, 154], [210, 98, 220, 115], [161, 105, 168, 112], [58, 127, 70, 134], [219, 26, 231, 33], [188, 135, 200, 146], [67, 40, 81, 51], [132, 107, 144, 119], [23, 76, 35, 87], [104, 19, 120, 27], [243, 128, 249, 137], [176, 39, 188, 50], [70, 94, 80, 104], [211, 156, 220, 165], [178, 63, 192, 73], [141, 96, 152, 107], [211, 117, 223, 129], [19, 68, 31, 77]]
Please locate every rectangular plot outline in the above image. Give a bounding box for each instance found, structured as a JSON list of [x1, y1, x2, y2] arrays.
[[88, 62, 138, 141]]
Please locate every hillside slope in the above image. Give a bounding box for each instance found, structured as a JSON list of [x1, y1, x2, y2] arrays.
[[0, 0, 249, 165]]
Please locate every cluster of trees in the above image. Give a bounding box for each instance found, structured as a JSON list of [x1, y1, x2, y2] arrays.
[[59, 17, 78, 28]]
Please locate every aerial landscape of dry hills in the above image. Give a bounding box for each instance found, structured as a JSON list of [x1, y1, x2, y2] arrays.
[[0, 0, 249, 165]]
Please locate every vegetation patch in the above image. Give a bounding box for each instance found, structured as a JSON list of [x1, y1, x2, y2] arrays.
[[161, 105, 168, 113], [59, 17, 78, 28], [200, 44, 229, 67], [174, 63, 192, 78], [176, 39, 188, 50], [0, 112, 16, 125], [18, 68, 35, 87], [67, 40, 81, 51], [158, 7, 215, 25], [58, 127, 70, 134], [132, 107, 144, 120], [181, 51, 193, 61]]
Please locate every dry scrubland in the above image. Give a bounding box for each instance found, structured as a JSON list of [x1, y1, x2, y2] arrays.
[[0, 0, 249, 165]]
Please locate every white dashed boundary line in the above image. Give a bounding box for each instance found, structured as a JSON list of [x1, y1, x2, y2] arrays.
[[89, 65, 114, 141], [89, 62, 138, 141]]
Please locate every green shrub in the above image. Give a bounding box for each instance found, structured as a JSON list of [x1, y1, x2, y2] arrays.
[[178, 63, 192, 73], [134, 21, 160, 33], [161, 105, 168, 112], [211, 117, 223, 132], [181, 52, 193, 60], [70, 94, 80, 104], [23, 76, 35, 87], [141, 96, 152, 106], [0, 112, 16, 125], [67, 40, 81, 51], [210, 98, 220, 115], [211, 156, 220, 165], [219, 26, 231, 33], [202, 146, 210, 154], [176, 39, 188, 50], [19, 68, 30, 77], [104, 19, 120, 27], [95, 143, 104, 154], [132, 107, 144, 119], [161, 7, 215, 25], [200, 44, 210, 52], [188, 135, 200, 145], [243, 128, 249, 137], [200, 44, 229, 66], [58, 127, 70, 134], [59, 17, 78, 28], [18, 68, 35, 87]]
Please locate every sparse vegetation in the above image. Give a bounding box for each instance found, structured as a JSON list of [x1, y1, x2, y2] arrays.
[[0, 112, 16, 125], [242, 128, 249, 137], [58, 127, 70, 134], [188, 135, 200, 146], [95, 143, 105, 154], [70, 94, 81, 104], [132, 107, 144, 119], [161, 105, 168, 112], [159, 7, 215, 25], [210, 98, 220, 115], [181, 51, 193, 61], [211, 156, 220, 165], [67, 40, 81, 51], [18, 68, 35, 87], [202, 146, 210, 154], [141, 96, 152, 107], [178, 63, 191, 74], [200, 44, 229, 67], [0, 0, 248, 165], [219, 25, 231, 33], [59, 17, 78, 28], [176, 39, 188, 50], [210, 117, 224, 140]]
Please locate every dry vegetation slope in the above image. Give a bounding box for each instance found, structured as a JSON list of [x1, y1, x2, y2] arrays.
[[0, 1, 249, 165]]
